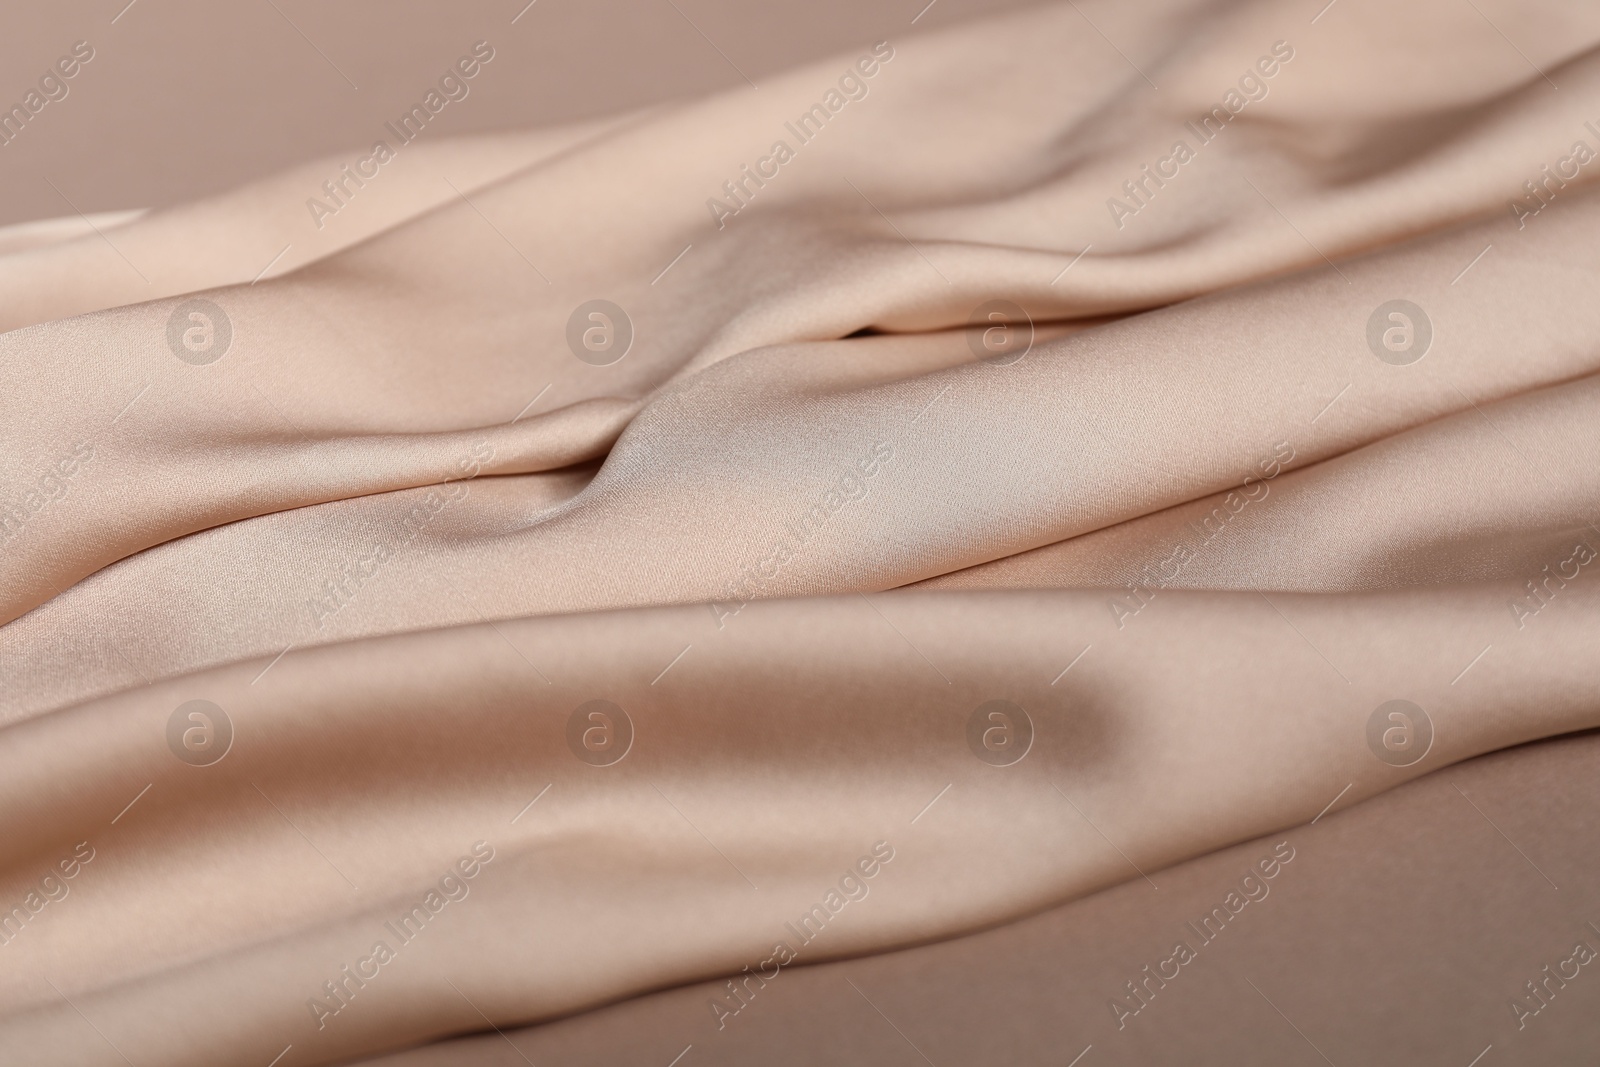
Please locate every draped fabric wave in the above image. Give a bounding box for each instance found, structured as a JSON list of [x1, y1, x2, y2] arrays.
[[2, 0, 1599, 1063]]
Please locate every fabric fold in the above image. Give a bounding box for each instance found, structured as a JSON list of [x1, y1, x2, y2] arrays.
[[4, 0, 1600, 1063], [1, 584, 1596, 1064]]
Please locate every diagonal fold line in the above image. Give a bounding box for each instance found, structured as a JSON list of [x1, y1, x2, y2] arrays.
[[1053, 783, 1158, 890]]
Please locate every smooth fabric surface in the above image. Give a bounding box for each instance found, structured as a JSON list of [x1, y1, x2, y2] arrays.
[[349, 729, 1600, 1066], [3, 0, 1599, 1063]]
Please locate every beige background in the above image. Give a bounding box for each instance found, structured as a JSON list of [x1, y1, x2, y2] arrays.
[[0, 0, 1036, 226]]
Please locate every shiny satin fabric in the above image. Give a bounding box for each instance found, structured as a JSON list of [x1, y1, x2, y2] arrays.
[[4, 587, 1597, 1064], [348, 729, 1600, 1067], [2, 0, 1599, 1063]]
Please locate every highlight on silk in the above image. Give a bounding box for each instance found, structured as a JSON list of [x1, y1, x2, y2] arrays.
[[2, 1, 1598, 1064]]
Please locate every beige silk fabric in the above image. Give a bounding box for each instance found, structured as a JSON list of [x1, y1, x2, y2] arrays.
[[348, 729, 1600, 1066], [3, 0, 1600, 1063]]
